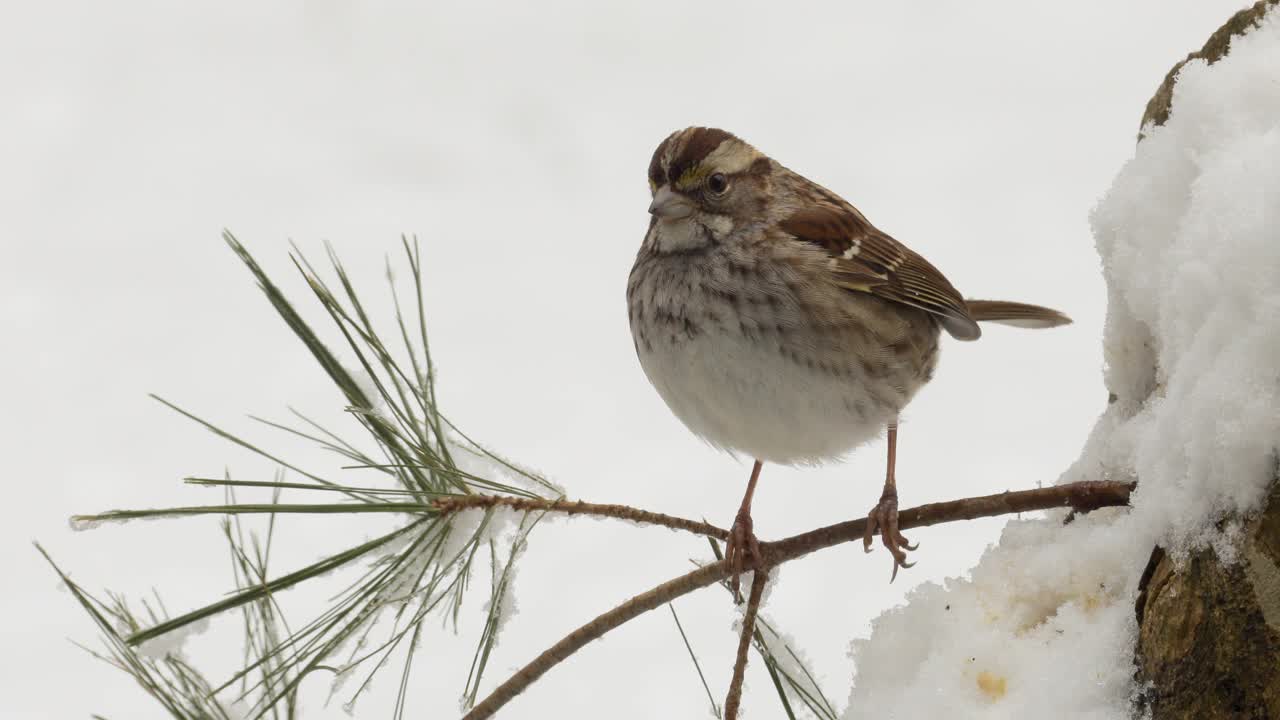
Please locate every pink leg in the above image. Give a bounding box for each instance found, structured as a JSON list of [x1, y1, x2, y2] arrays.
[[862, 422, 918, 581], [725, 460, 764, 600]]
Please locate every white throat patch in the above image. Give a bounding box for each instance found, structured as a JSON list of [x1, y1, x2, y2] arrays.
[[652, 217, 710, 252], [649, 212, 735, 252]]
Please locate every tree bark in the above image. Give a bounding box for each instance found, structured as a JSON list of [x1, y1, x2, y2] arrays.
[[1132, 3, 1280, 717], [1135, 482, 1280, 718]]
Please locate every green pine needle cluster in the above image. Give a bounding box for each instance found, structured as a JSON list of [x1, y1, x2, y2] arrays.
[[50, 234, 558, 717]]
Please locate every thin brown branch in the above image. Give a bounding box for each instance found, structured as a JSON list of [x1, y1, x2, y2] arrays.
[[770, 479, 1132, 564], [462, 480, 1133, 719], [462, 561, 727, 719], [432, 495, 729, 540], [725, 568, 769, 720]]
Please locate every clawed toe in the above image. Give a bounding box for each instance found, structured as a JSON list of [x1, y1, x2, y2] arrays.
[[725, 511, 762, 601], [862, 493, 917, 582]]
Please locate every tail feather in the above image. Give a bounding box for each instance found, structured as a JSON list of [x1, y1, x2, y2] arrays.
[[965, 299, 1072, 329]]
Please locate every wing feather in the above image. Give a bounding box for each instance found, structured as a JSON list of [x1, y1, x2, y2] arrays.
[[780, 204, 981, 340]]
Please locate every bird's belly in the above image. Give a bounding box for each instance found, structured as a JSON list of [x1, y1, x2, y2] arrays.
[[637, 330, 899, 464]]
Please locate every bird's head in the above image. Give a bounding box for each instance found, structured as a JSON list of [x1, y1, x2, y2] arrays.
[[644, 127, 773, 253]]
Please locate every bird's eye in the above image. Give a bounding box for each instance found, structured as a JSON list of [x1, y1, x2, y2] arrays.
[[707, 173, 729, 195]]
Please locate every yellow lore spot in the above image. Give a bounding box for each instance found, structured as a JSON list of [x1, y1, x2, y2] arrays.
[[675, 164, 712, 191]]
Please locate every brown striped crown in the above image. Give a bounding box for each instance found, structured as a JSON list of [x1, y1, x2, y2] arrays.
[[647, 127, 768, 194]]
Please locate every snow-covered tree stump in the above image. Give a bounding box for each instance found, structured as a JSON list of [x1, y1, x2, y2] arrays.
[[1132, 4, 1280, 717]]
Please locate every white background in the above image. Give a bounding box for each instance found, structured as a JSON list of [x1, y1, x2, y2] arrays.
[[0, 2, 1248, 717]]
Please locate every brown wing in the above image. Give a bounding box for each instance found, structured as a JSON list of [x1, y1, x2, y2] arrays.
[[780, 203, 981, 340]]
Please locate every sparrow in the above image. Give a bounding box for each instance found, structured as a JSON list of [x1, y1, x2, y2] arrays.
[[626, 127, 1070, 589]]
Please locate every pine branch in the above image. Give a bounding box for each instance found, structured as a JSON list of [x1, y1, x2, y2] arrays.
[[462, 480, 1134, 719], [56, 235, 1135, 719]]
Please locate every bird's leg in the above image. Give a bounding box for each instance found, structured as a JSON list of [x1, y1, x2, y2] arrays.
[[863, 421, 918, 581], [725, 460, 764, 601]]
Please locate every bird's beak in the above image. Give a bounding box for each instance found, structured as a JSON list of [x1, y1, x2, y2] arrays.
[[648, 186, 693, 220]]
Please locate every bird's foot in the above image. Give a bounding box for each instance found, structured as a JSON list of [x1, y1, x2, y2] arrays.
[[863, 488, 917, 582], [725, 509, 763, 601]]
